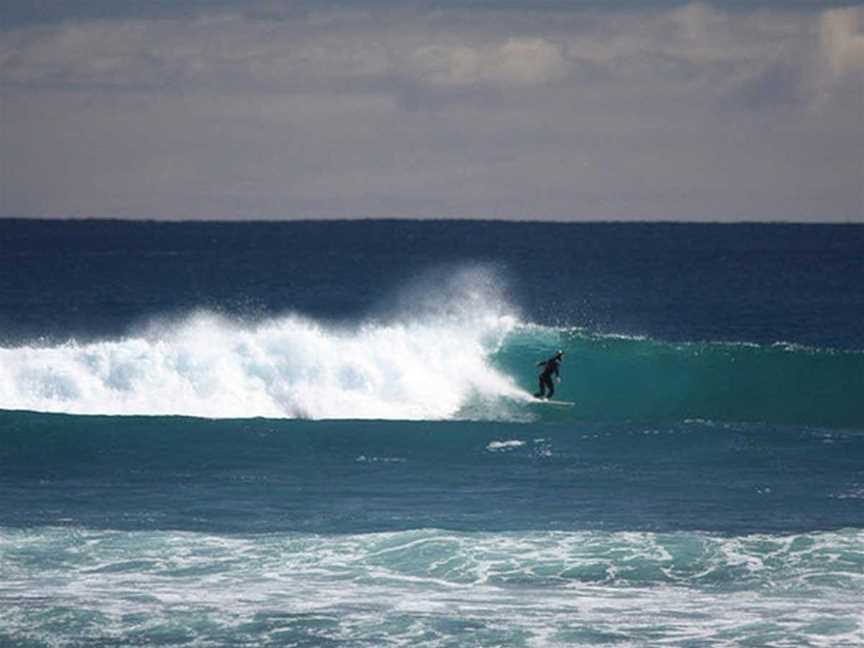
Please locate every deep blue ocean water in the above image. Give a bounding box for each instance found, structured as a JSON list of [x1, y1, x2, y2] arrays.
[[1, 220, 863, 647]]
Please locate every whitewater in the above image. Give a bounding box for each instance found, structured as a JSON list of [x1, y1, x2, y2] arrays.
[[0, 265, 537, 420], [0, 309, 525, 420], [4, 526, 863, 647]]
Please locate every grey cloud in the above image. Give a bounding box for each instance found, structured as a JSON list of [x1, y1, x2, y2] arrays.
[[0, 6, 827, 96], [733, 61, 806, 109], [820, 8, 864, 85]]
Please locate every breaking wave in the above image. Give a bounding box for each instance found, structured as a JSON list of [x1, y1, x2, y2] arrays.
[[1, 267, 861, 426]]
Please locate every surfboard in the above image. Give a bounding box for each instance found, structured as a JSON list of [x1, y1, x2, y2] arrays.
[[532, 399, 575, 407]]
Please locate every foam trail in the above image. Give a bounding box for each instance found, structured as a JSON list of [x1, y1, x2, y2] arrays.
[[0, 270, 525, 420]]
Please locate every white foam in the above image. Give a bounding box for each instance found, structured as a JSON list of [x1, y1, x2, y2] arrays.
[[0, 270, 527, 420], [486, 440, 526, 451], [3, 527, 863, 648]]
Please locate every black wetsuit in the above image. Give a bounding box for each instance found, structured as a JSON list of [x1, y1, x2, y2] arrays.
[[535, 355, 562, 398]]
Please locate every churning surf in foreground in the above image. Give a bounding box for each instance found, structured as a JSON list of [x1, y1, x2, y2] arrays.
[[3, 414, 864, 646], [2, 220, 863, 647]]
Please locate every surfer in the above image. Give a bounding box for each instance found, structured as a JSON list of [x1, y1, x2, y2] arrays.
[[535, 350, 564, 399]]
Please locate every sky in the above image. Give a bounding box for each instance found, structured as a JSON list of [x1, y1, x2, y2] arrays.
[[1, 1, 862, 222]]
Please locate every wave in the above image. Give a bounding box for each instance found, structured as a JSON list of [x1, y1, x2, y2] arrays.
[[1, 268, 862, 426]]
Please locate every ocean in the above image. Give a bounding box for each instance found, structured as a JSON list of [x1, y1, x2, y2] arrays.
[[1, 219, 863, 647]]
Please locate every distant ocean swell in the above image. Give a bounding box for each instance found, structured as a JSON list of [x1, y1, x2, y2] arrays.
[[1, 307, 861, 427]]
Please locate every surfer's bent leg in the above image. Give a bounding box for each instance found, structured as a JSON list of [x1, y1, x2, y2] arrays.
[[545, 375, 555, 398], [536, 374, 553, 398], [535, 375, 546, 398]]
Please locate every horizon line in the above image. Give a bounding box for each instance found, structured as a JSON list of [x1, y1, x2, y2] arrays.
[[1, 216, 861, 226]]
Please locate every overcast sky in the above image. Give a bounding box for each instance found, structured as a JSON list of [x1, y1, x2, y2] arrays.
[[1, 1, 862, 221]]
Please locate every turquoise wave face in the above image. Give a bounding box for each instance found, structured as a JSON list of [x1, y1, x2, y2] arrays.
[[495, 327, 864, 428]]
